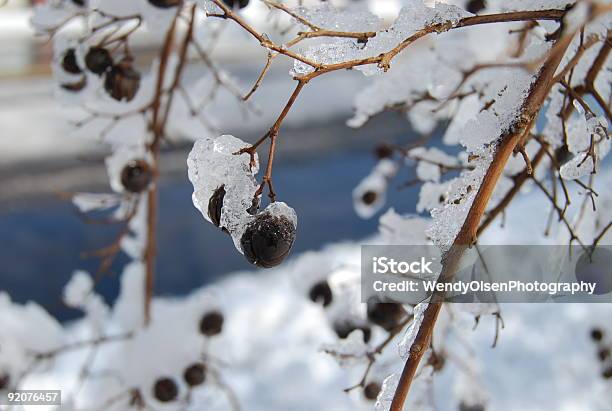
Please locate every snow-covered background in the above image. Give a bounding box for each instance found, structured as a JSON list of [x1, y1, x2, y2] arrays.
[[1, 0, 611, 410]]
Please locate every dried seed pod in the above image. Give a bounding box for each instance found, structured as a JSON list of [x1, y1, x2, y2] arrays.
[[153, 378, 178, 402], [603, 366, 612, 379], [61, 76, 87, 92], [459, 402, 485, 411], [591, 328, 604, 342], [148, 0, 182, 7], [222, 0, 249, 9], [361, 191, 377, 205], [62, 48, 82, 74], [0, 373, 9, 390], [374, 143, 393, 160], [363, 381, 380, 400], [199, 311, 224, 336], [466, 0, 486, 14], [85, 47, 113, 75], [333, 321, 371, 343], [120, 160, 152, 193], [598, 348, 610, 362], [183, 363, 206, 386], [208, 185, 226, 227], [104, 60, 141, 102], [308, 280, 333, 307], [366, 297, 405, 331], [240, 212, 296, 268]]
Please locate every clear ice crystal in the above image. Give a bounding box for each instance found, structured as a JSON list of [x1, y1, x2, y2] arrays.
[[187, 135, 260, 252]]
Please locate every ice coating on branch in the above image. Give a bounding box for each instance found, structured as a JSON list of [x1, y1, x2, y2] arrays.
[[63, 270, 94, 308], [398, 301, 429, 359], [559, 113, 610, 180], [187, 135, 260, 250], [426, 147, 493, 249], [374, 373, 400, 411], [292, 0, 472, 77], [292, 3, 382, 33]]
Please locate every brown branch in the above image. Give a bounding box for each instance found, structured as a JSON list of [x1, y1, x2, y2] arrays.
[[143, 11, 181, 326], [390, 26, 574, 411]]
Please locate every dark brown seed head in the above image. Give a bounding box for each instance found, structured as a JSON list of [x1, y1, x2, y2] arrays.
[[72, 0, 85, 6], [240, 212, 296, 268], [153, 378, 178, 402], [466, 0, 486, 14], [374, 144, 394, 160], [104, 60, 141, 102], [85, 47, 113, 75], [598, 348, 610, 362], [61, 76, 87, 92], [222, 0, 249, 9], [366, 297, 405, 331], [62, 48, 82, 74], [183, 363, 206, 386], [333, 321, 371, 343], [602, 366, 612, 379], [199, 311, 224, 336], [459, 402, 485, 411], [363, 381, 380, 400], [121, 160, 152, 193], [208, 185, 226, 227], [361, 191, 378, 206], [591, 328, 604, 342], [0, 373, 9, 390], [309, 280, 333, 307], [148, 0, 182, 7]]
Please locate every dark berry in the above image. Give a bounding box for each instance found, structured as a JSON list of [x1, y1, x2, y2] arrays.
[[374, 144, 393, 160], [466, 0, 486, 14], [72, 0, 85, 6], [148, 0, 182, 7], [575, 248, 612, 295], [199, 311, 224, 336], [603, 366, 612, 379], [591, 328, 604, 342], [104, 60, 141, 102], [361, 191, 378, 206], [120, 160, 152, 193], [598, 348, 610, 362], [61, 76, 87, 92], [0, 373, 9, 390], [333, 321, 371, 343], [309, 280, 333, 307], [62, 49, 82, 74], [363, 381, 380, 400], [208, 185, 226, 227], [85, 47, 113, 75], [222, 0, 249, 9], [366, 297, 405, 331], [183, 363, 206, 386], [153, 378, 178, 402], [459, 402, 485, 411], [240, 212, 296, 268]]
